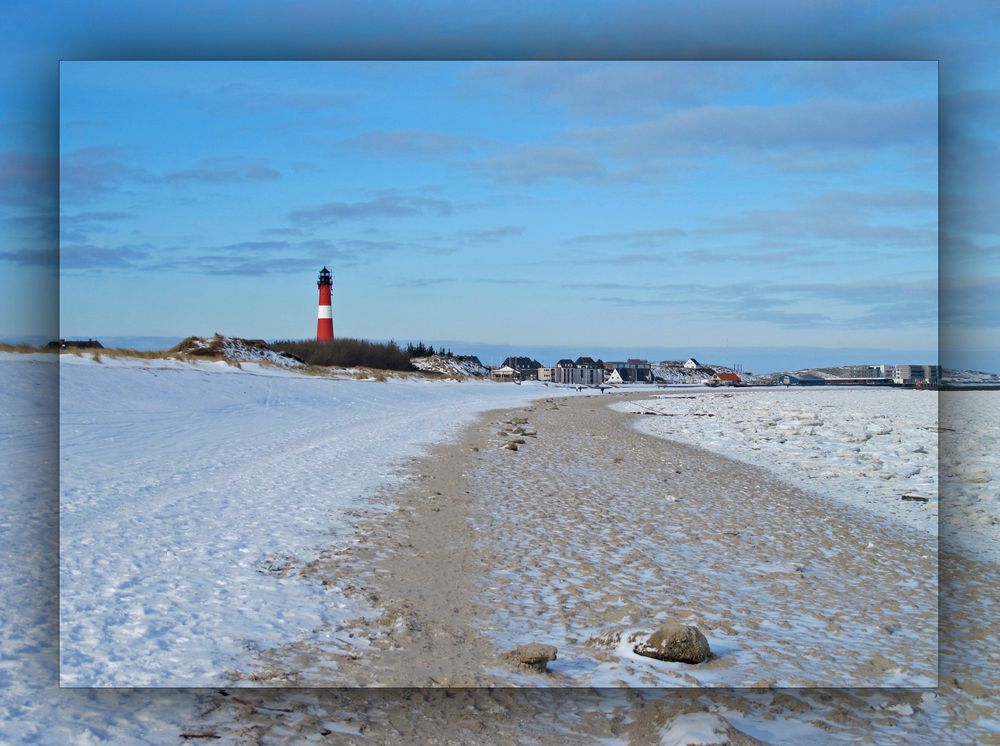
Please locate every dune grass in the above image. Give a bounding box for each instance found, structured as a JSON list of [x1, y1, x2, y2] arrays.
[[0, 342, 51, 353], [4, 335, 440, 376], [91, 347, 181, 359]]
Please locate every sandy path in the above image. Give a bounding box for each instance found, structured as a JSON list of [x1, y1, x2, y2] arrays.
[[241, 391, 936, 688], [466, 394, 937, 687], [240, 406, 504, 687], [197, 392, 1000, 743]]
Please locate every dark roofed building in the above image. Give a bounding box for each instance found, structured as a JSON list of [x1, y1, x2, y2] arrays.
[[500, 356, 543, 380], [555, 356, 605, 385], [46, 339, 104, 350], [603, 359, 652, 383], [501, 356, 541, 370]]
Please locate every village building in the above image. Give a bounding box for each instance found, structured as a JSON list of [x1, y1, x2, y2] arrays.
[[825, 363, 937, 386], [683, 357, 700, 369], [817, 363, 893, 386], [490, 365, 518, 382], [603, 358, 652, 383], [500, 356, 543, 380], [537, 367, 555, 382], [708, 371, 742, 386], [847, 364, 891, 379], [892, 364, 940, 386], [553, 359, 575, 384], [554, 357, 605, 385], [46, 339, 104, 350]]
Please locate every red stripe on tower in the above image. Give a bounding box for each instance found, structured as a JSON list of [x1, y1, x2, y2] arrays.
[[316, 266, 334, 341]]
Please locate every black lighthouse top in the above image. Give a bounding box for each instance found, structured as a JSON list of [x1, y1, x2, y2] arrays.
[[317, 266, 332, 287]]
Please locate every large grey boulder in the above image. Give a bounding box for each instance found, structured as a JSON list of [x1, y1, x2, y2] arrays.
[[633, 621, 711, 664]]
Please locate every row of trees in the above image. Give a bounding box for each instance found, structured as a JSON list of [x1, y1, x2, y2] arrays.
[[405, 341, 454, 358]]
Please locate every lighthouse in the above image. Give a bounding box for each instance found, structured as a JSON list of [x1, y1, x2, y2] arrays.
[[316, 266, 334, 341]]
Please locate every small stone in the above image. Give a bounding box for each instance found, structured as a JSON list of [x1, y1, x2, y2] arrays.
[[633, 621, 711, 664], [503, 442, 518, 451], [499, 643, 557, 673]]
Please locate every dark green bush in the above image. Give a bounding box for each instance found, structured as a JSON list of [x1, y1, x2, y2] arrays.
[[270, 338, 415, 371]]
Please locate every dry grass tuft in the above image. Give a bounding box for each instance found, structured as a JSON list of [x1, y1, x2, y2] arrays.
[[0, 342, 51, 353], [91, 347, 176, 359], [53, 345, 233, 364]]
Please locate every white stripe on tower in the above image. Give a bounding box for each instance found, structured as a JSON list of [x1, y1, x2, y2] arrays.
[[318, 306, 332, 319]]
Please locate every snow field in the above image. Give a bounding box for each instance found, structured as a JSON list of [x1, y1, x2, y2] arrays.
[[1, 354, 206, 742], [57, 354, 580, 687], [1, 354, 997, 743]]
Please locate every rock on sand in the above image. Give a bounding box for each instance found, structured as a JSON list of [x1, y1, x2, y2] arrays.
[[633, 621, 711, 664], [499, 643, 558, 673]]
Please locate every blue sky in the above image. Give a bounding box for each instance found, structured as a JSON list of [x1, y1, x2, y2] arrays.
[[57, 60, 937, 358], [1, 2, 998, 369]]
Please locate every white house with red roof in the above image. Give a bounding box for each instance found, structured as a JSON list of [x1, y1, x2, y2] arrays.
[[708, 371, 742, 386]]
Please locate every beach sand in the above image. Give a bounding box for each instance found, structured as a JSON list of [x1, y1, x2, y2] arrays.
[[234, 391, 937, 689], [188, 391, 999, 742]]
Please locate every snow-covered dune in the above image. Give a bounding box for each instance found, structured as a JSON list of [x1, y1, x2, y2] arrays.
[[57, 354, 577, 687], [410, 353, 489, 378]]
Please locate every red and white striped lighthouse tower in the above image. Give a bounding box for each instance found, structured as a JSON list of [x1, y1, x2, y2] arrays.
[[316, 266, 334, 341]]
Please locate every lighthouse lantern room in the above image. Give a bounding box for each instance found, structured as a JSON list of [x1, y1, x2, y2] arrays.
[[316, 266, 334, 341]]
